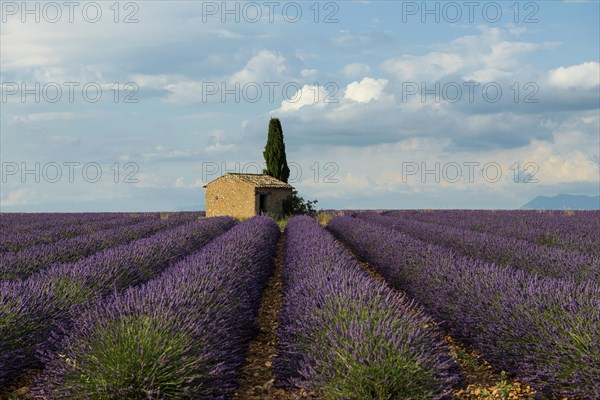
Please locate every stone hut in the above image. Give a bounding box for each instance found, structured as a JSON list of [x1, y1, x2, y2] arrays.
[[203, 173, 293, 219]]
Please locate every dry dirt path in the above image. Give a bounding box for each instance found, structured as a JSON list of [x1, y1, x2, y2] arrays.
[[233, 233, 300, 400]]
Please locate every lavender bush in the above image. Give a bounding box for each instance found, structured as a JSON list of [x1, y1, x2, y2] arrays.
[[361, 212, 599, 285], [0, 212, 199, 239], [0, 213, 109, 233], [0, 216, 234, 387], [0, 214, 199, 281], [274, 216, 460, 399], [328, 216, 600, 398], [33, 216, 279, 399], [383, 210, 600, 255], [0, 214, 148, 253]]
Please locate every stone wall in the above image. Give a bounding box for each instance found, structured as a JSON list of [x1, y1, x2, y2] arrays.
[[256, 188, 292, 218], [205, 175, 292, 219], [205, 177, 256, 219]]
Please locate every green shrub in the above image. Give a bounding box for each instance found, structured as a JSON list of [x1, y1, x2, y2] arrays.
[[283, 190, 318, 217]]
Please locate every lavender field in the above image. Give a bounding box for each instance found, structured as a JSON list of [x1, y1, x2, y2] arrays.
[[0, 210, 598, 399]]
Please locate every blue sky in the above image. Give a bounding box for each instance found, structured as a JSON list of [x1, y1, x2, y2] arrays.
[[1, 0, 599, 211]]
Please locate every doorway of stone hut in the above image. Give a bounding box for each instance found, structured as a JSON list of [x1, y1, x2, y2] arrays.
[[259, 193, 268, 214]]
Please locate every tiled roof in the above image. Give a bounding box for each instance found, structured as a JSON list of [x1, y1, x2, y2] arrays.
[[205, 173, 293, 189]]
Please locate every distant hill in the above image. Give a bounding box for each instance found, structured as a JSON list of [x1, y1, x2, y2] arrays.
[[521, 194, 600, 210]]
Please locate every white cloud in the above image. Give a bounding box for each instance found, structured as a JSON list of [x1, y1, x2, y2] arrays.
[[278, 85, 331, 112], [175, 177, 186, 188], [134, 173, 165, 189], [142, 147, 196, 161], [536, 147, 598, 182], [295, 125, 598, 205], [0, 2, 214, 75], [130, 74, 177, 90], [463, 68, 512, 82], [381, 27, 541, 82], [548, 62, 600, 90], [205, 129, 235, 153], [125, 74, 192, 103], [230, 50, 287, 84], [342, 63, 371, 78], [331, 30, 390, 50], [132, 51, 290, 104], [342, 172, 370, 189], [212, 29, 244, 39], [50, 135, 81, 145], [11, 112, 77, 123], [0, 21, 63, 70], [382, 52, 463, 81], [174, 177, 206, 189], [300, 69, 318, 78], [131, 75, 218, 105], [344, 77, 388, 103], [1, 188, 37, 206], [295, 50, 316, 62], [206, 143, 235, 153], [482, 138, 599, 185], [163, 80, 205, 104], [483, 41, 539, 70]]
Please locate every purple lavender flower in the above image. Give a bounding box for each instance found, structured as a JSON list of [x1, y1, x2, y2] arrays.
[[274, 216, 460, 399]]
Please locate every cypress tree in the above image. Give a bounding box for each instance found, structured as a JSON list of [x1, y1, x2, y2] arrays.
[[263, 118, 290, 183]]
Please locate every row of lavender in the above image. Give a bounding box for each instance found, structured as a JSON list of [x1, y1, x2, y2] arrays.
[[31, 216, 279, 398], [0, 213, 153, 253], [0, 213, 125, 233], [274, 216, 460, 398], [0, 213, 201, 281], [361, 212, 599, 285], [384, 209, 600, 255], [0, 212, 185, 235], [328, 216, 600, 398], [0, 216, 235, 387], [385, 209, 600, 235]]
